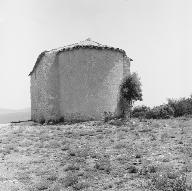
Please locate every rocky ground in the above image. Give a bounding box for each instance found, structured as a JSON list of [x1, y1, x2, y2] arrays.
[[0, 117, 192, 191]]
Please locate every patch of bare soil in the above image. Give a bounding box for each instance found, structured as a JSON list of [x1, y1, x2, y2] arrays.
[[0, 118, 192, 190]]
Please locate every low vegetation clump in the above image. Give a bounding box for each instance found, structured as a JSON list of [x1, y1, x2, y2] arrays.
[[147, 171, 188, 191], [132, 94, 192, 119], [167, 96, 192, 117]]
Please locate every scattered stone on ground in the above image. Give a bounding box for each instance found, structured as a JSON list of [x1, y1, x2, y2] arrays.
[[0, 118, 191, 190]]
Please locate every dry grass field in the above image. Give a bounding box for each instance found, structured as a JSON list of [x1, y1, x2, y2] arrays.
[[0, 117, 192, 190]]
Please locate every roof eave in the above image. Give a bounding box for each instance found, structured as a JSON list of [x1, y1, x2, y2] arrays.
[[29, 45, 132, 76], [28, 51, 47, 76]]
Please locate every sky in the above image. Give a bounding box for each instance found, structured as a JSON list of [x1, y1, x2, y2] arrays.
[[0, 0, 191, 109]]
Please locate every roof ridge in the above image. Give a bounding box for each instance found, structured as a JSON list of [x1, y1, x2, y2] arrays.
[[29, 39, 132, 76]]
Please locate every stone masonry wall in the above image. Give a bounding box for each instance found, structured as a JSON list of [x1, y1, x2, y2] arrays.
[[30, 52, 60, 122], [30, 48, 130, 122], [57, 48, 130, 120]]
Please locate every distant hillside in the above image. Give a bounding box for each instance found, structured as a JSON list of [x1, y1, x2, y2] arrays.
[[0, 108, 31, 124], [0, 108, 16, 114]]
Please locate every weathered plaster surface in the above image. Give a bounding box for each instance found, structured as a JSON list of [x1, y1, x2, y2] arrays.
[[30, 52, 60, 122], [30, 48, 130, 122], [58, 49, 127, 120]]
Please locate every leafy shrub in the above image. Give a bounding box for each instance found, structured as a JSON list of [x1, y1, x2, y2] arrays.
[[120, 73, 142, 103], [108, 119, 124, 126], [39, 118, 45, 124], [132, 104, 174, 119], [132, 105, 150, 118], [103, 111, 114, 122], [118, 72, 143, 118], [146, 104, 174, 119], [132, 95, 192, 119], [168, 96, 192, 117], [59, 117, 64, 123]]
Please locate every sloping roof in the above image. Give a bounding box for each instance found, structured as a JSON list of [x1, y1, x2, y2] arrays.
[[29, 38, 133, 76]]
